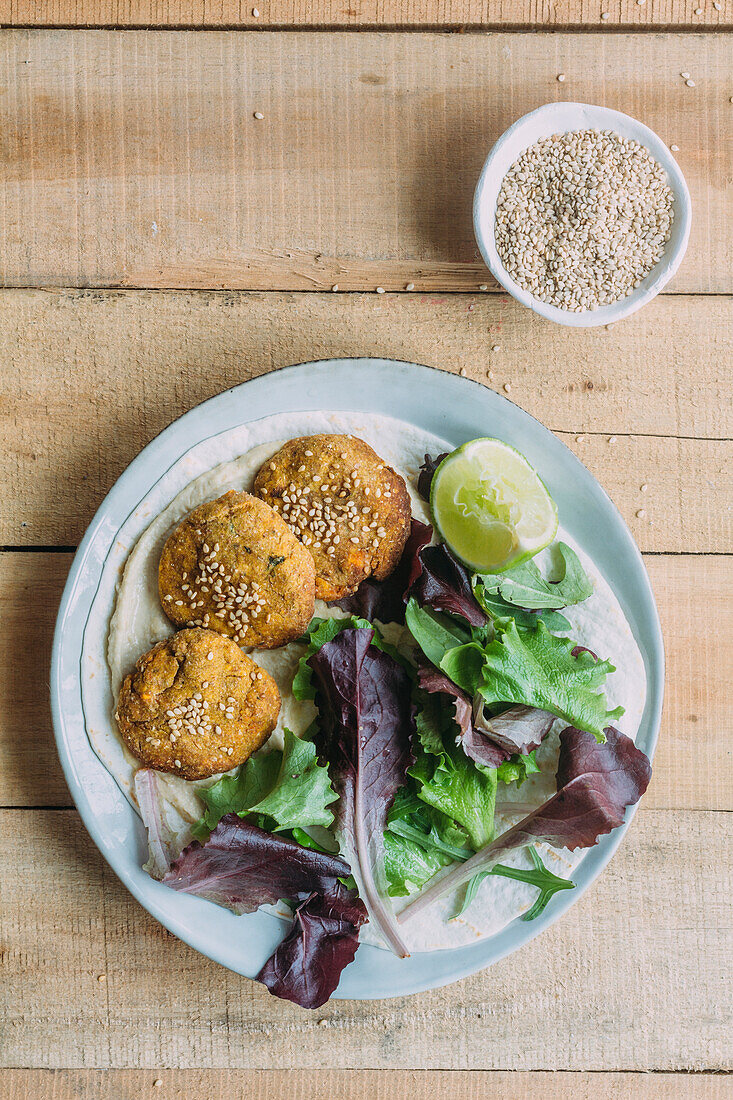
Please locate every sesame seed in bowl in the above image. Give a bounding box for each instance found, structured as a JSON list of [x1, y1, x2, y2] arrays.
[[473, 103, 691, 327]]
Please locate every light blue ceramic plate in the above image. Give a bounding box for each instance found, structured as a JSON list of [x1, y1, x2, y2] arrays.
[[51, 358, 664, 1000]]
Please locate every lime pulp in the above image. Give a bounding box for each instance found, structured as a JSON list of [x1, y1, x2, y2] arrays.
[[430, 438, 558, 573]]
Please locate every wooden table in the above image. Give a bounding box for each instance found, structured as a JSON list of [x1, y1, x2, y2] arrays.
[[1, 3, 730, 1097]]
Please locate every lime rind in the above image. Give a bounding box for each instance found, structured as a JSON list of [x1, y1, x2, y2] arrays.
[[430, 438, 558, 573]]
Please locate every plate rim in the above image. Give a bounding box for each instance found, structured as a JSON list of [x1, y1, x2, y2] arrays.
[[50, 357, 665, 1000]]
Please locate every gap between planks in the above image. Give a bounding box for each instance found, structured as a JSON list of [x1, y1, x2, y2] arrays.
[[1, 289, 730, 548], [1, 551, 730, 811], [0, 31, 729, 293], [1, 807, 730, 1070], [0, 1069, 732, 1099], [0, 0, 730, 30]]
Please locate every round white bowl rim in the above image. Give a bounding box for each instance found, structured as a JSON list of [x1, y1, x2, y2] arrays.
[[50, 358, 665, 1000], [473, 101, 692, 327]]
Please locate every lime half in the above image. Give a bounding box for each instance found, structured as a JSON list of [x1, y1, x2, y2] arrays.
[[430, 438, 558, 573]]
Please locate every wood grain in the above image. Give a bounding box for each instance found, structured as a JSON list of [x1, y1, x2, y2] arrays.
[[1, 289, 730, 549], [1, 806, 730, 1069], [0, 32, 729, 292], [2, 552, 730, 810], [2, 1069, 732, 1100], [2, 0, 731, 29]]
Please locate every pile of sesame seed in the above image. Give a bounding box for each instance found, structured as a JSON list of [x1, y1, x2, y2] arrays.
[[165, 533, 270, 642], [164, 693, 212, 747], [494, 129, 674, 312], [150, 679, 259, 767], [264, 449, 390, 558]]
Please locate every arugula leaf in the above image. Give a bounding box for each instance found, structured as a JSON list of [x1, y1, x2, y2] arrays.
[[454, 847, 576, 920], [478, 542, 593, 611], [385, 793, 575, 921], [292, 615, 404, 700], [399, 727, 650, 925], [195, 729, 337, 838], [405, 598, 471, 669], [477, 619, 623, 740]]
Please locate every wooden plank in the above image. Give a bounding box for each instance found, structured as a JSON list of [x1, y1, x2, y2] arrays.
[[1, 552, 730, 811], [0, 31, 729, 292], [1, 0, 731, 29], [1, 289, 730, 549], [1, 807, 730, 1069], [2, 1069, 732, 1100]]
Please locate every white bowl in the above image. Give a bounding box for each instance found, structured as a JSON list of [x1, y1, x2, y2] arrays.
[[473, 102, 692, 327]]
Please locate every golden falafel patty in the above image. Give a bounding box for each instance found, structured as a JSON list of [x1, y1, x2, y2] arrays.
[[253, 434, 411, 601], [115, 628, 280, 781], [158, 490, 315, 649]]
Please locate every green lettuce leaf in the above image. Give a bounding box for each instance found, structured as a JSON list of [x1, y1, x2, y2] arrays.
[[383, 789, 472, 897], [496, 748, 541, 786], [194, 728, 337, 838], [409, 690, 497, 850], [383, 829, 447, 897], [473, 619, 623, 740]]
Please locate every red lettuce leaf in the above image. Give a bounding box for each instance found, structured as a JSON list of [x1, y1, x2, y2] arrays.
[[163, 815, 350, 912], [556, 725, 652, 806], [398, 725, 651, 922], [406, 543, 488, 627], [309, 627, 414, 956], [418, 665, 554, 768], [164, 817, 365, 1009], [418, 663, 506, 767], [257, 885, 367, 1009], [417, 452, 449, 500], [473, 702, 557, 758], [331, 519, 432, 624]]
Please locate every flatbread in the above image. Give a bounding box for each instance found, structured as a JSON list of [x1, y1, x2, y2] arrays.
[[100, 410, 646, 953]]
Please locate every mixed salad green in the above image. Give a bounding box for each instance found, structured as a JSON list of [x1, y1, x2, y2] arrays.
[[153, 453, 651, 1008]]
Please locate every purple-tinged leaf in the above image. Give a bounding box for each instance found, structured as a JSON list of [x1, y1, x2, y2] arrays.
[[257, 886, 367, 1009], [472, 701, 557, 758], [331, 519, 432, 624], [417, 663, 507, 768], [407, 543, 488, 627], [309, 628, 414, 957], [417, 452, 449, 500], [163, 815, 350, 912], [134, 768, 180, 879], [572, 644, 599, 661], [418, 665, 554, 769], [398, 725, 651, 922], [458, 724, 509, 769], [556, 726, 652, 807], [164, 817, 366, 1009]]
